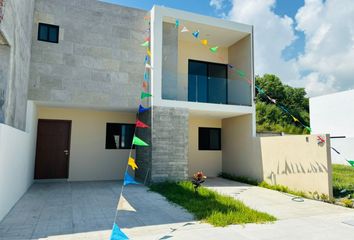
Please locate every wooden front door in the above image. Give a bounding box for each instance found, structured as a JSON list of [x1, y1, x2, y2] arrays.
[[34, 120, 71, 179]]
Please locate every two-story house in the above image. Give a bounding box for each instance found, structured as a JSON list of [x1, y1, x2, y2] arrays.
[[0, 0, 263, 220]]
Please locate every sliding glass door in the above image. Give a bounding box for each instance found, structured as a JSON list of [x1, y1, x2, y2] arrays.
[[188, 60, 227, 104]]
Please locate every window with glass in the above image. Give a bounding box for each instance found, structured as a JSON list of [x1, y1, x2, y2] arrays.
[[38, 23, 59, 43], [105, 123, 135, 149], [198, 127, 221, 150], [188, 60, 227, 104]]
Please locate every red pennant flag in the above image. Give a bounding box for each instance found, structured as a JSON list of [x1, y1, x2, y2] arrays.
[[144, 36, 150, 42], [136, 119, 150, 128], [142, 81, 148, 91]]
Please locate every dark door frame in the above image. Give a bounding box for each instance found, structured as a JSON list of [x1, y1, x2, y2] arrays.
[[188, 59, 228, 104], [34, 119, 72, 179]]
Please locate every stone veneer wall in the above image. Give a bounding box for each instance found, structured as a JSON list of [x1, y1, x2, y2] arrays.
[[0, 0, 35, 130], [29, 0, 147, 111], [150, 106, 189, 182]]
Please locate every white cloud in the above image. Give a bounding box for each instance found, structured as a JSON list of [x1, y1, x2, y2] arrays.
[[210, 0, 354, 97], [226, 0, 301, 89], [210, 0, 225, 10], [296, 0, 354, 94]]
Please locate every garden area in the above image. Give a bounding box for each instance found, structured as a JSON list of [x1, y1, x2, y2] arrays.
[[150, 181, 276, 227]]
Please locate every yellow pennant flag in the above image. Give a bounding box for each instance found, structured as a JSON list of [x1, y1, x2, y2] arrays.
[[147, 48, 151, 57], [292, 116, 299, 122], [128, 157, 138, 170], [201, 39, 208, 45]]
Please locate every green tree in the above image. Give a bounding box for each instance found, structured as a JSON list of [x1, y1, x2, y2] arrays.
[[255, 74, 310, 134]]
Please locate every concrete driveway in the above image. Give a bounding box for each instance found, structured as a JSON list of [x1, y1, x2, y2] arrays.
[[1, 178, 354, 240]]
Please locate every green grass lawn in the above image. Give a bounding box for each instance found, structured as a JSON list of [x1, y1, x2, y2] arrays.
[[149, 181, 276, 227], [333, 164, 354, 198]]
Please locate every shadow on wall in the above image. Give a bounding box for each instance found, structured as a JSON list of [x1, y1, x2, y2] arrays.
[[260, 134, 332, 197]]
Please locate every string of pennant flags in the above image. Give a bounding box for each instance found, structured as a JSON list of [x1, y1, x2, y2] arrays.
[[110, 15, 318, 239], [173, 18, 311, 133], [110, 17, 152, 240]]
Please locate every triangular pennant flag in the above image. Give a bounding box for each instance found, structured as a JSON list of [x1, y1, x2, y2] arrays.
[[117, 196, 136, 212], [347, 160, 354, 167], [141, 92, 152, 99], [138, 105, 151, 113], [292, 116, 299, 122], [209, 46, 218, 52], [201, 39, 208, 45], [175, 19, 180, 28], [305, 126, 312, 132], [110, 223, 129, 240], [136, 119, 150, 128], [142, 81, 148, 91], [132, 135, 149, 146], [144, 55, 149, 64], [236, 69, 246, 77], [128, 157, 138, 170], [145, 63, 152, 69], [181, 26, 189, 33], [144, 71, 149, 81], [124, 172, 139, 186], [141, 41, 149, 47], [192, 30, 200, 38], [147, 48, 151, 57], [228, 64, 235, 69], [144, 36, 150, 42]]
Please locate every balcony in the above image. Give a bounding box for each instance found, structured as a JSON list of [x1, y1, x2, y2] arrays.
[[160, 19, 253, 108]]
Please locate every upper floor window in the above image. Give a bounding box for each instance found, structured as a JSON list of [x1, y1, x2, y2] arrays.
[[105, 123, 135, 149], [198, 127, 221, 150], [188, 60, 228, 104], [38, 23, 59, 43]]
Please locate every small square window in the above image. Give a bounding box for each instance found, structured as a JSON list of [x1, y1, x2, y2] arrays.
[[38, 23, 59, 43], [106, 123, 135, 149], [198, 127, 221, 150]]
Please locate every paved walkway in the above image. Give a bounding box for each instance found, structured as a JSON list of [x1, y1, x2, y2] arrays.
[[1, 178, 354, 240], [0, 181, 193, 240]]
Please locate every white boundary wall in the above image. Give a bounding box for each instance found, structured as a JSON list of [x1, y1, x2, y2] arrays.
[[0, 101, 37, 221], [310, 90, 354, 165]]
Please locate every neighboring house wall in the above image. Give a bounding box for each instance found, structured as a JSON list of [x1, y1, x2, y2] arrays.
[[37, 106, 136, 181], [188, 116, 222, 177], [29, 0, 147, 110], [310, 90, 354, 165], [0, 0, 35, 130], [260, 135, 333, 197], [0, 101, 38, 222]]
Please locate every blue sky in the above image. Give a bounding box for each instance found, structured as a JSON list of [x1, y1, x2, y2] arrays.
[[102, 0, 305, 60]]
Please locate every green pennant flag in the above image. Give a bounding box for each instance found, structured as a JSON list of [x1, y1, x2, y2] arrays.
[[141, 41, 149, 47], [132, 136, 149, 146], [347, 160, 354, 167], [141, 92, 152, 99], [305, 126, 312, 132], [210, 46, 219, 53], [237, 70, 246, 77]]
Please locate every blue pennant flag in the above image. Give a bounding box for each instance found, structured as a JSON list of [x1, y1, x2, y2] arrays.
[[192, 30, 199, 38], [110, 223, 129, 240], [144, 71, 149, 81], [138, 105, 151, 113], [124, 172, 139, 186], [144, 55, 149, 64]]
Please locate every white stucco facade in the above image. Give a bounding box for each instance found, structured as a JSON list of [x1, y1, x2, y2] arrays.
[[310, 89, 354, 164]]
